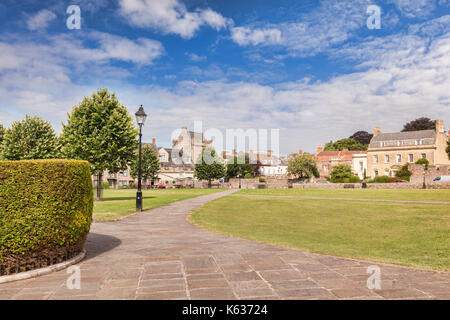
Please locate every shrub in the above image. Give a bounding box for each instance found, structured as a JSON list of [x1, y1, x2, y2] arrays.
[[102, 181, 110, 190], [259, 177, 266, 183], [373, 175, 396, 183], [415, 158, 429, 169], [0, 160, 93, 275], [395, 164, 412, 181], [244, 173, 252, 179]]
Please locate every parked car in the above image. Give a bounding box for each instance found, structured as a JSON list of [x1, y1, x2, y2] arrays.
[[157, 182, 166, 189], [432, 175, 450, 182], [392, 179, 408, 183]]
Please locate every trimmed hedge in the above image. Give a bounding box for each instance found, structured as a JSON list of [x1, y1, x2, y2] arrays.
[[0, 160, 93, 275]]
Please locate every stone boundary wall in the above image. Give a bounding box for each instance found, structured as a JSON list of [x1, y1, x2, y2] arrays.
[[292, 182, 450, 189], [409, 164, 450, 184]]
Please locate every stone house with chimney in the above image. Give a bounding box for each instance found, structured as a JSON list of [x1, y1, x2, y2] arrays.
[[93, 126, 213, 188], [314, 146, 368, 179], [367, 120, 450, 178]]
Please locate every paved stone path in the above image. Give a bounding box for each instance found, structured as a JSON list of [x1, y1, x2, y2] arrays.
[[233, 194, 450, 205], [1, 190, 449, 300]]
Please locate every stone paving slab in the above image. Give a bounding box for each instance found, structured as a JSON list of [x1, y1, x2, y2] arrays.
[[1, 189, 449, 300]]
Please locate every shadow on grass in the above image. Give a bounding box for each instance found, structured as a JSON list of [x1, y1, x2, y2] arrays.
[[97, 196, 158, 201], [83, 233, 122, 261]]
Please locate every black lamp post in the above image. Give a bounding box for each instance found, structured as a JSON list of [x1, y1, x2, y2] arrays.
[[135, 105, 147, 212]]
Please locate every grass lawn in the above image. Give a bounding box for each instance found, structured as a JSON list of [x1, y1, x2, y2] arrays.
[[190, 190, 450, 271], [94, 188, 224, 220], [237, 188, 450, 202]]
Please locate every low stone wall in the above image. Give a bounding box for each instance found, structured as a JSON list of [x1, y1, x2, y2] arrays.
[[292, 182, 450, 189], [409, 164, 450, 184]]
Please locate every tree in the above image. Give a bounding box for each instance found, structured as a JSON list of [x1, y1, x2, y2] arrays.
[[130, 144, 160, 187], [226, 154, 253, 179], [401, 117, 435, 132], [415, 158, 429, 170], [395, 164, 412, 181], [447, 139, 450, 160], [1, 115, 60, 160], [194, 147, 225, 188], [349, 131, 373, 145], [287, 153, 320, 180], [330, 165, 358, 182], [0, 124, 5, 155], [324, 138, 367, 151], [60, 88, 138, 200]]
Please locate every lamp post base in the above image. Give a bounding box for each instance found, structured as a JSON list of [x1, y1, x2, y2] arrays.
[[136, 191, 143, 212]]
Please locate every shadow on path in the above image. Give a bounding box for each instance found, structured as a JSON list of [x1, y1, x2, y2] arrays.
[[83, 232, 122, 261]]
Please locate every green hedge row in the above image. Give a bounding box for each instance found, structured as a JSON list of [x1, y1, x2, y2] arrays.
[[0, 160, 93, 271]]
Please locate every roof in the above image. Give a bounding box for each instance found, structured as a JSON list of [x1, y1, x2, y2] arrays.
[[316, 150, 366, 161], [369, 130, 436, 148]]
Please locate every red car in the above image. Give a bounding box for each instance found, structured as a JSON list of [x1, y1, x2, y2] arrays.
[[392, 179, 408, 183]]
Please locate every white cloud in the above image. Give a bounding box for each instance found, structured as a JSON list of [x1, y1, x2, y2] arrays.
[[118, 0, 230, 39], [187, 53, 207, 62], [26, 9, 56, 31], [230, 0, 370, 57], [230, 27, 282, 46], [388, 0, 437, 19]]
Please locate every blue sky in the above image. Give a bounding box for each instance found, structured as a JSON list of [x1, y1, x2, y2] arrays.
[[0, 0, 449, 154]]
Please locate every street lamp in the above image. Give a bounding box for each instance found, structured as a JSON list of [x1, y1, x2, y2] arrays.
[[135, 105, 147, 212], [422, 164, 427, 189]]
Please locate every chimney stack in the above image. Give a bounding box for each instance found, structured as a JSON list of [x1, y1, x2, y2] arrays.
[[299, 149, 303, 155], [222, 151, 226, 159], [316, 145, 323, 154], [267, 150, 272, 157], [436, 120, 444, 133], [373, 126, 382, 137], [152, 138, 156, 145]]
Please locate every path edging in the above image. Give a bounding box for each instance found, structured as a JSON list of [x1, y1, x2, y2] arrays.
[[0, 250, 86, 284]]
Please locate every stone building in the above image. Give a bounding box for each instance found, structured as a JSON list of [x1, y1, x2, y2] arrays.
[[172, 126, 213, 164], [315, 146, 368, 179], [93, 126, 212, 188], [367, 120, 450, 178]]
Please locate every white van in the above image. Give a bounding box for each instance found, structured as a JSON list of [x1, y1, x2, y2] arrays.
[[432, 175, 450, 182]]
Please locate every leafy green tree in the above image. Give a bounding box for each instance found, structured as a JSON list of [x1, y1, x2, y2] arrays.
[[324, 138, 367, 151], [349, 131, 373, 145], [130, 144, 160, 187], [395, 164, 412, 181], [330, 165, 358, 182], [446, 140, 450, 160], [1, 115, 60, 160], [0, 124, 5, 155], [401, 117, 435, 132], [287, 153, 320, 180], [415, 158, 429, 169], [60, 88, 138, 200], [194, 147, 225, 188], [226, 154, 253, 179]]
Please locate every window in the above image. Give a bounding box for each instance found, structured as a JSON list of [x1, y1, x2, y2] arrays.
[[396, 154, 402, 163], [384, 155, 390, 163], [385, 170, 389, 176], [359, 161, 363, 171], [373, 155, 378, 164], [408, 154, 414, 163], [421, 153, 426, 159], [374, 170, 379, 177], [415, 139, 421, 145]]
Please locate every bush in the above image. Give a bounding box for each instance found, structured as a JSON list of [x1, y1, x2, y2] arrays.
[[102, 181, 110, 190], [372, 175, 397, 183], [244, 173, 252, 179], [395, 164, 412, 181], [0, 160, 93, 275], [415, 158, 429, 169], [259, 177, 266, 183]]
